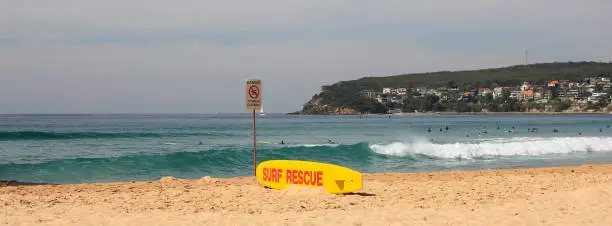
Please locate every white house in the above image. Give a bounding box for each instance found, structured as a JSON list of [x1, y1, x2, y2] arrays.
[[520, 82, 530, 91], [589, 93, 608, 101], [396, 88, 407, 95], [382, 88, 392, 94], [493, 87, 505, 99]]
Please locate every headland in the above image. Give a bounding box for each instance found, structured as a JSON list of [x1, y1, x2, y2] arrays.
[[297, 62, 612, 115]]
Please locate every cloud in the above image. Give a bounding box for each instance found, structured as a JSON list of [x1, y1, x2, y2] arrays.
[[0, 0, 611, 113]]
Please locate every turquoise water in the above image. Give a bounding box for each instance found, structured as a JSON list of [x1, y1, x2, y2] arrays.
[[2, 114, 612, 184]]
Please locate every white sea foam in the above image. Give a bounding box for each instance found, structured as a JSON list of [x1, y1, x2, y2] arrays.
[[369, 136, 612, 159]]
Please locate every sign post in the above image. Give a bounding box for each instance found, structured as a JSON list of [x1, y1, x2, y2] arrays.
[[246, 79, 262, 176]]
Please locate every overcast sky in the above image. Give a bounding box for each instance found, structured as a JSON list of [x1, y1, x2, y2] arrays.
[[0, 0, 611, 114]]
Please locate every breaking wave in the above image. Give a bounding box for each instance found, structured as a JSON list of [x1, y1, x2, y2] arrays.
[[369, 137, 612, 159]]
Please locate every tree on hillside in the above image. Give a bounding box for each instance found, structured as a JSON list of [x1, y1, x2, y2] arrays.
[[550, 87, 559, 100], [502, 89, 511, 102]]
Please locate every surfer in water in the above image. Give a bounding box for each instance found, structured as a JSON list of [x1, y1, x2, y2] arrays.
[[280, 140, 285, 145]]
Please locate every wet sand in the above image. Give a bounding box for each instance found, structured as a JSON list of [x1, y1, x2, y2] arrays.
[[2, 164, 612, 225]]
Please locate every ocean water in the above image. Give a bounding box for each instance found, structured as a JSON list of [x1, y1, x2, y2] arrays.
[[1, 113, 612, 184]]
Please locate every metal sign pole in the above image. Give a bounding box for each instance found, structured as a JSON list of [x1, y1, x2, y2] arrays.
[[253, 109, 257, 176], [246, 79, 261, 177]]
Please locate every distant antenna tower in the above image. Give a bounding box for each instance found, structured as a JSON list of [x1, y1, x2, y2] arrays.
[[525, 49, 529, 65]]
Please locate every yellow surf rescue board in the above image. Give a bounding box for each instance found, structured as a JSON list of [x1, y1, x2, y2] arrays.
[[256, 160, 363, 194]]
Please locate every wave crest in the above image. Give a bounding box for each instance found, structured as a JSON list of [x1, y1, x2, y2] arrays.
[[369, 137, 612, 159]]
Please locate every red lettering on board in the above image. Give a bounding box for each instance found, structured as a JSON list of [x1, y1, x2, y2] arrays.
[[297, 170, 304, 185], [262, 168, 283, 183], [304, 171, 312, 185], [263, 167, 269, 181], [292, 170, 298, 184], [282, 169, 324, 187], [316, 171, 323, 186], [276, 168, 282, 183]]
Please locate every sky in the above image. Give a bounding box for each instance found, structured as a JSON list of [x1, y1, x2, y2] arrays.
[[0, 0, 611, 114]]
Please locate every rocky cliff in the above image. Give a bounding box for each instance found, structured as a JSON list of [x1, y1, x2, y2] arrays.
[[299, 98, 360, 115]]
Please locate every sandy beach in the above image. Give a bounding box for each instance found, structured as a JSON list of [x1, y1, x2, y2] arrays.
[[2, 164, 612, 225]]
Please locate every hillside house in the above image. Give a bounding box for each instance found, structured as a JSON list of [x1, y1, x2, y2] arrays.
[[360, 89, 378, 99], [520, 82, 530, 91], [510, 90, 521, 99], [589, 93, 609, 102], [396, 88, 407, 96], [493, 87, 505, 99], [520, 90, 534, 101], [479, 88, 492, 96], [548, 80, 560, 88]]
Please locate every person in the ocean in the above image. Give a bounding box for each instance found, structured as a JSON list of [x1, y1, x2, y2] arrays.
[[328, 139, 332, 144], [198, 140, 203, 145], [280, 140, 285, 145], [578, 133, 582, 137]]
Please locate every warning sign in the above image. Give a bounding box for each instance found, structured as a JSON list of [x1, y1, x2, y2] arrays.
[[246, 79, 262, 111]]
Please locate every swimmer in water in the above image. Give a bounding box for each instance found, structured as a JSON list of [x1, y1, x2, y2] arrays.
[[280, 140, 285, 145], [198, 141, 203, 145]]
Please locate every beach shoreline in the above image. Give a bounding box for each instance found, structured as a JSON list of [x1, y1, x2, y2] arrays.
[[392, 111, 612, 116], [2, 164, 612, 225]]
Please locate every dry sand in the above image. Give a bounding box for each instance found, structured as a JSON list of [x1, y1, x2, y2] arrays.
[[2, 164, 612, 226]]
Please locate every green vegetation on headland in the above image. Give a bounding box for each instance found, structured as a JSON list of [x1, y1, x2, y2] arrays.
[[298, 61, 612, 115]]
